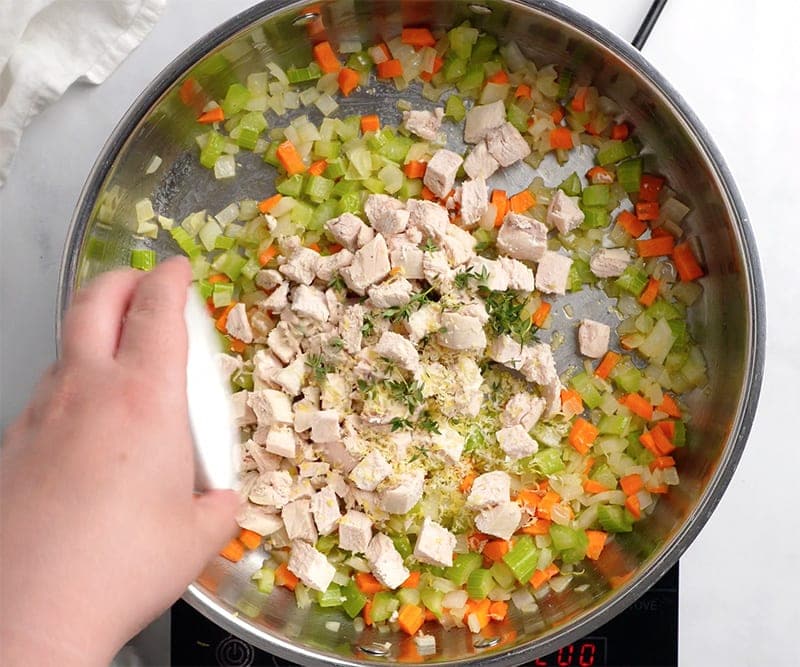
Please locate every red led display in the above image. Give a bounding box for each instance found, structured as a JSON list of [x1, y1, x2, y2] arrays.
[[534, 639, 605, 666]]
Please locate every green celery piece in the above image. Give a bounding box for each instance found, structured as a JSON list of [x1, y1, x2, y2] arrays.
[[503, 535, 539, 583], [316, 534, 338, 554], [197, 279, 214, 299], [363, 177, 386, 194], [567, 258, 593, 292], [646, 300, 682, 321], [582, 184, 610, 207], [443, 54, 468, 83], [612, 366, 643, 393], [200, 131, 225, 169], [338, 191, 363, 215], [615, 265, 649, 296], [277, 173, 306, 198], [170, 227, 201, 258], [338, 115, 361, 141], [549, 525, 589, 564], [240, 258, 260, 281], [532, 447, 565, 474], [233, 371, 254, 391], [263, 141, 281, 167], [130, 249, 156, 271], [398, 176, 423, 200], [446, 552, 483, 586], [668, 319, 689, 350], [313, 140, 341, 160], [626, 432, 648, 462], [472, 34, 498, 62], [597, 139, 638, 165], [396, 587, 421, 606], [617, 158, 642, 193], [212, 282, 234, 307], [466, 568, 495, 600], [310, 200, 339, 231], [557, 68, 574, 100], [582, 206, 610, 229], [217, 252, 247, 281], [346, 51, 373, 72], [570, 372, 602, 409], [304, 174, 335, 203], [236, 127, 260, 151], [317, 583, 343, 608], [392, 535, 413, 560], [290, 201, 314, 227], [378, 135, 414, 163], [323, 158, 346, 180], [420, 588, 444, 618], [221, 83, 251, 116], [256, 566, 275, 595], [672, 420, 687, 446], [448, 24, 479, 59], [598, 414, 632, 436], [371, 591, 399, 623], [597, 505, 634, 533], [287, 63, 322, 83], [507, 103, 529, 132], [445, 94, 467, 122], [332, 179, 361, 196], [489, 561, 515, 589], [239, 110, 268, 133], [341, 580, 367, 618], [214, 235, 236, 250], [457, 63, 485, 93], [559, 172, 582, 196], [591, 463, 618, 490]]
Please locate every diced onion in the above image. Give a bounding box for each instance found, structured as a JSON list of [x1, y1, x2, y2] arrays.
[[144, 155, 162, 175], [135, 198, 155, 223], [338, 39, 362, 53], [443, 589, 468, 609], [315, 93, 339, 116]]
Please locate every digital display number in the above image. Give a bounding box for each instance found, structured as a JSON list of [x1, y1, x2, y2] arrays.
[[534, 638, 607, 666]]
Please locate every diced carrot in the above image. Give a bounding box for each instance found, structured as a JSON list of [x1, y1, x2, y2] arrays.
[[638, 277, 660, 307], [421, 185, 436, 201], [306, 242, 321, 253], [585, 530, 608, 561], [639, 174, 665, 202], [491, 189, 508, 226], [398, 604, 425, 635], [560, 388, 584, 415], [238, 529, 262, 550], [651, 227, 672, 238], [197, 107, 225, 124], [207, 273, 230, 284], [421, 56, 444, 80], [355, 572, 386, 594], [258, 244, 278, 267], [487, 70, 509, 84], [516, 489, 541, 509], [571, 86, 589, 112], [620, 474, 644, 496], [220, 538, 245, 562], [636, 235, 675, 258], [464, 599, 491, 629], [672, 242, 704, 281], [363, 598, 374, 626], [488, 600, 509, 621], [403, 160, 427, 179], [401, 570, 421, 589], [338, 67, 360, 96], [656, 420, 676, 440], [647, 483, 669, 494], [658, 394, 682, 418], [460, 472, 476, 494], [649, 455, 676, 471], [568, 417, 599, 455], [635, 201, 660, 221], [521, 519, 551, 536], [276, 140, 307, 176], [515, 84, 532, 99], [424, 609, 437, 622], [377, 59, 404, 79], [651, 427, 676, 455], [401, 27, 437, 47], [531, 301, 551, 327], [483, 540, 510, 563], [595, 351, 621, 380], [639, 430, 660, 456], [308, 159, 328, 176], [586, 166, 614, 184], [584, 121, 600, 136], [549, 126, 574, 150], [621, 393, 654, 420], [312, 40, 341, 73], [275, 562, 299, 590], [583, 479, 608, 494], [179, 77, 200, 106], [536, 491, 562, 520], [230, 338, 246, 354], [509, 190, 536, 213], [625, 494, 641, 519], [215, 303, 236, 334], [530, 564, 559, 589], [258, 193, 283, 214], [551, 106, 565, 124], [617, 209, 647, 238], [610, 122, 630, 141], [467, 532, 490, 552], [326, 243, 343, 255], [389, 266, 403, 277], [360, 114, 380, 133]]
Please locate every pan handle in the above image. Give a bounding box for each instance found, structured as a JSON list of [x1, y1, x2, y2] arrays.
[[632, 0, 668, 50]]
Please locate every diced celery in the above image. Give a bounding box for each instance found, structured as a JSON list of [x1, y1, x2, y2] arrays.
[[277, 173, 306, 198], [507, 103, 529, 132], [256, 566, 275, 595], [170, 227, 201, 258], [672, 420, 687, 446], [582, 184, 610, 207], [503, 535, 539, 583], [567, 258, 593, 292], [570, 372, 603, 409], [346, 51, 373, 72], [473, 228, 494, 252], [378, 135, 414, 163], [420, 588, 444, 618], [316, 534, 338, 554], [396, 587, 421, 606], [338, 115, 361, 141], [559, 172, 582, 196], [392, 535, 413, 560], [445, 94, 467, 122], [598, 414, 631, 436], [290, 201, 314, 227], [338, 191, 363, 214], [371, 591, 399, 623], [240, 258, 260, 281], [200, 131, 226, 169], [615, 265, 649, 296], [549, 525, 589, 564], [212, 282, 234, 307], [472, 34, 498, 62], [130, 249, 156, 271], [638, 318, 675, 364], [597, 139, 638, 165], [557, 68, 573, 100], [466, 568, 495, 600], [197, 279, 214, 299], [216, 251, 247, 281], [198, 219, 222, 252], [598, 504, 634, 532], [363, 177, 386, 194], [617, 158, 642, 193], [287, 63, 322, 83], [489, 561, 515, 589], [262, 141, 281, 167], [456, 63, 485, 93], [304, 174, 335, 203], [341, 580, 367, 618], [448, 24, 479, 59], [222, 83, 251, 116], [533, 447, 565, 474], [367, 128, 391, 151], [646, 300, 682, 321], [333, 179, 361, 196], [591, 463, 618, 490], [310, 199, 339, 231], [214, 235, 236, 250], [313, 140, 341, 160], [323, 158, 346, 180], [612, 366, 643, 393], [446, 552, 483, 586], [582, 206, 610, 229], [317, 583, 344, 608], [443, 55, 467, 83], [398, 177, 423, 200]]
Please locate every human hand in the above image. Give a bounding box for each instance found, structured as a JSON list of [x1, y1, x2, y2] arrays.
[[0, 257, 239, 666]]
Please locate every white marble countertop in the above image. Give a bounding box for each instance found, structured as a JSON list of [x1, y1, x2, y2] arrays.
[[1, 1, 797, 665]]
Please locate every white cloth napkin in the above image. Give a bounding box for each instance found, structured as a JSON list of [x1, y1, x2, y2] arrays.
[[0, 0, 166, 186]]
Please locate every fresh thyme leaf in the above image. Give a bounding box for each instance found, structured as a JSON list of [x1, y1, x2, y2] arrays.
[[357, 378, 377, 401], [482, 289, 539, 345], [422, 238, 439, 253], [328, 336, 344, 350], [453, 265, 489, 290], [390, 417, 413, 431], [305, 354, 331, 382], [382, 286, 435, 322], [384, 378, 425, 413], [418, 412, 441, 434], [328, 273, 347, 293], [361, 315, 375, 338]]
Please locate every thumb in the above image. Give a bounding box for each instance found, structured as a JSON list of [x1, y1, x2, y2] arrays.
[[191, 490, 240, 560]]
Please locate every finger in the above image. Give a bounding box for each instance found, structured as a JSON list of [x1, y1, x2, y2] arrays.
[[61, 270, 144, 361], [116, 256, 192, 375], [190, 490, 240, 564]]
